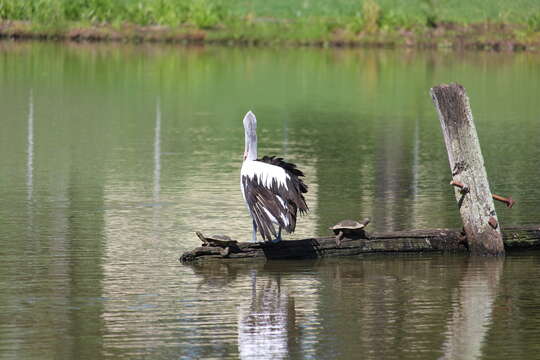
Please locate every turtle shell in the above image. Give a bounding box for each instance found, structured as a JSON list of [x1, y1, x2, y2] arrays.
[[195, 231, 237, 247], [329, 218, 370, 230], [206, 234, 233, 242]]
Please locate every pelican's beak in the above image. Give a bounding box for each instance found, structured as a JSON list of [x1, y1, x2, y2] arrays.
[[243, 110, 256, 161]]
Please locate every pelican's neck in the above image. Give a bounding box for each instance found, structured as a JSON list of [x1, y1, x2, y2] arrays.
[[243, 111, 258, 161], [245, 134, 257, 161]]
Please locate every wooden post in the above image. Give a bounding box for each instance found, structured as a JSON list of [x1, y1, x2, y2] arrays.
[[430, 83, 505, 256]]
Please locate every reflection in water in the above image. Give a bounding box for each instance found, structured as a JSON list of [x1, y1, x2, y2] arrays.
[[180, 262, 315, 359], [154, 97, 161, 202], [412, 116, 420, 200], [188, 257, 512, 360], [237, 270, 296, 360], [27, 89, 34, 202], [153, 97, 162, 232], [26, 89, 35, 235], [2, 44, 540, 360], [441, 258, 504, 360]]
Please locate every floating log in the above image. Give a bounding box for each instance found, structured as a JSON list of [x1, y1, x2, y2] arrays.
[[179, 226, 540, 263], [430, 83, 505, 256]]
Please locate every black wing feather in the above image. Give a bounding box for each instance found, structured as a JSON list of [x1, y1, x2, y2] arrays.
[[242, 156, 308, 241]]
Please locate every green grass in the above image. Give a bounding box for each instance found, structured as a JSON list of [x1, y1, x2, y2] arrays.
[[0, 0, 225, 28], [2, 0, 540, 27], [1, 0, 540, 45]]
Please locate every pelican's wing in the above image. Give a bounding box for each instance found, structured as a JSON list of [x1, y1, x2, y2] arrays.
[[241, 159, 308, 241], [258, 156, 308, 214]]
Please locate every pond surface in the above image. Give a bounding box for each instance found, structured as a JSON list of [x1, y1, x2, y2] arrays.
[[1, 42, 540, 359]]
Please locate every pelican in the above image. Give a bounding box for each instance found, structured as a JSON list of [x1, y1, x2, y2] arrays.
[[240, 111, 308, 243]]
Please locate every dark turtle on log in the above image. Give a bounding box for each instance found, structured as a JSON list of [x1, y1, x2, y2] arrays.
[[329, 218, 371, 247], [195, 232, 239, 258]]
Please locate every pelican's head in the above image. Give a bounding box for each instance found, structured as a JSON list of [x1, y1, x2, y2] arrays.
[[243, 110, 257, 161]]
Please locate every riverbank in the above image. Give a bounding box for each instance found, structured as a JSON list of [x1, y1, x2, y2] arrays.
[[2, 0, 540, 50], [2, 20, 540, 51]]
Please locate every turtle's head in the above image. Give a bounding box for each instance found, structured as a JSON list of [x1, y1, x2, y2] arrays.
[[243, 110, 257, 161]]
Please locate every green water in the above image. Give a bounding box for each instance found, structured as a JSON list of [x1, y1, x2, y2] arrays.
[[1, 42, 540, 359]]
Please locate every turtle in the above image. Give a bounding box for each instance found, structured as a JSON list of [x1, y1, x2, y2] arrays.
[[195, 231, 239, 257], [329, 218, 371, 247]]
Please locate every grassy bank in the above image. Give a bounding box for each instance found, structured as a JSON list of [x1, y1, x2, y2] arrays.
[[1, 0, 540, 50]]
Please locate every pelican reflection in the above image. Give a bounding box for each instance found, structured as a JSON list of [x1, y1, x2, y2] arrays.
[[237, 269, 298, 360]]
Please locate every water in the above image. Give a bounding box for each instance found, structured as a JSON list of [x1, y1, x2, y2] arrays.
[[1, 42, 540, 359]]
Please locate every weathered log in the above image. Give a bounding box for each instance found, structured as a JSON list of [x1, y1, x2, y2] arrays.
[[430, 83, 505, 256], [179, 226, 540, 263]]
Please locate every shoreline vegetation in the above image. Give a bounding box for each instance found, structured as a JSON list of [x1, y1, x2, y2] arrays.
[[1, 0, 540, 51]]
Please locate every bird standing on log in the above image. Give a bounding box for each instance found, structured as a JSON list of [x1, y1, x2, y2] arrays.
[[240, 111, 308, 243]]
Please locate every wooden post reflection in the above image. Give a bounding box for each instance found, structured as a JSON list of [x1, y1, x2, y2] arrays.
[[153, 97, 162, 232], [27, 89, 34, 202], [441, 257, 504, 359], [153, 97, 161, 202]]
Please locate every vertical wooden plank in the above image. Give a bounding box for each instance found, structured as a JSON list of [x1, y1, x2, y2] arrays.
[[430, 83, 505, 256]]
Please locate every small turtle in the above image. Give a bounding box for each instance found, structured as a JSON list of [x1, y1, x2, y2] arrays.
[[195, 232, 238, 257], [329, 218, 370, 247]]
